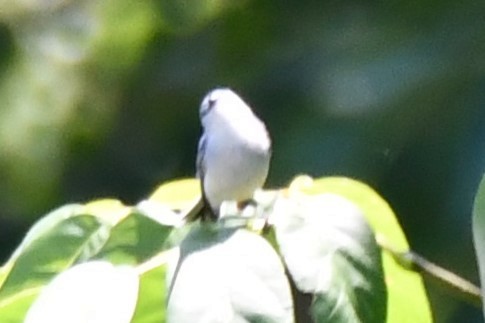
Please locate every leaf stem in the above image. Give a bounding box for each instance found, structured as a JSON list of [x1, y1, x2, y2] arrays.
[[376, 235, 482, 308]]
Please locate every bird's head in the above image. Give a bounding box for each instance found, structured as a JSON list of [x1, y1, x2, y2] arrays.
[[199, 88, 254, 129]]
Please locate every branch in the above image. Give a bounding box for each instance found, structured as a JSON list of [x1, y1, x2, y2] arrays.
[[376, 235, 482, 308]]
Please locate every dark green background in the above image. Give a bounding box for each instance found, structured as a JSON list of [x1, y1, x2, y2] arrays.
[[1, 0, 484, 321]]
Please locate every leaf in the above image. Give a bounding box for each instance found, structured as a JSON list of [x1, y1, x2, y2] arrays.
[[473, 174, 485, 318], [94, 210, 175, 265], [0, 290, 38, 323], [132, 258, 170, 323], [168, 225, 294, 323], [272, 193, 386, 323], [0, 196, 176, 322], [83, 198, 132, 225], [149, 178, 200, 211], [0, 266, 8, 289], [24, 261, 139, 323], [0, 204, 112, 320], [291, 176, 432, 323]]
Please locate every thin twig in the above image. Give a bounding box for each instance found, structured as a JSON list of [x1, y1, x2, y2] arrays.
[[376, 235, 482, 308]]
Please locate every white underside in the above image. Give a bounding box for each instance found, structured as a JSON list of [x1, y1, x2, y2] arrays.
[[202, 131, 270, 209]]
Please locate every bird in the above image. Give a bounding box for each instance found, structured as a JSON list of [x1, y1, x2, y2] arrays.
[[186, 88, 271, 221]]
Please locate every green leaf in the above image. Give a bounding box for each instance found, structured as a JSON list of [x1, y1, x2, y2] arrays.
[[132, 260, 169, 323], [24, 261, 139, 323], [473, 174, 485, 318], [168, 225, 294, 323], [0, 290, 38, 323], [82, 199, 131, 225], [272, 193, 386, 322], [0, 204, 112, 320], [149, 178, 201, 211], [94, 210, 175, 265], [0, 196, 175, 322], [292, 176, 432, 323]]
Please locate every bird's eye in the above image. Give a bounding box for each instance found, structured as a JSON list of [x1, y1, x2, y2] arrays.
[[208, 98, 216, 109], [200, 97, 216, 119]]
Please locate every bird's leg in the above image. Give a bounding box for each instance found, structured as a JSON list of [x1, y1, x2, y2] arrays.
[[200, 192, 218, 221]]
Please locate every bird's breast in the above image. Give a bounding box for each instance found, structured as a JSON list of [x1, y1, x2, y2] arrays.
[[202, 132, 271, 208]]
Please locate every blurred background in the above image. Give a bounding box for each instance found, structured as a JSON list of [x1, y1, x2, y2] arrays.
[[0, 0, 484, 321]]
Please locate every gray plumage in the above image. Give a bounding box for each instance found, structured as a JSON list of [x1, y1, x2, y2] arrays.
[[195, 88, 271, 220]]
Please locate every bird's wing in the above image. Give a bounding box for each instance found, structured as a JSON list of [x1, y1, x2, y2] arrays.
[[196, 133, 207, 179], [191, 133, 216, 221]]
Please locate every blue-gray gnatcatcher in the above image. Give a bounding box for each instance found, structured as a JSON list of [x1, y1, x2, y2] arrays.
[[186, 88, 272, 221]]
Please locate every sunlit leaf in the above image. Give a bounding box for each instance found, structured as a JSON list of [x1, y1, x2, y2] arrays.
[[292, 176, 432, 323], [273, 193, 386, 322], [149, 178, 200, 211], [24, 261, 139, 323], [132, 255, 172, 323], [0, 204, 111, 319], [94, 210, 174, 265], [83, 199, 131, 225], [168, 225, 294, 323]]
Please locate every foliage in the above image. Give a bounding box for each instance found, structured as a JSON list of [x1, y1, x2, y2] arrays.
[[0, 176, 432, 322], [1, 1, 484, 321], [296, 177, 432, 322], [473, 175, 485, 318]]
